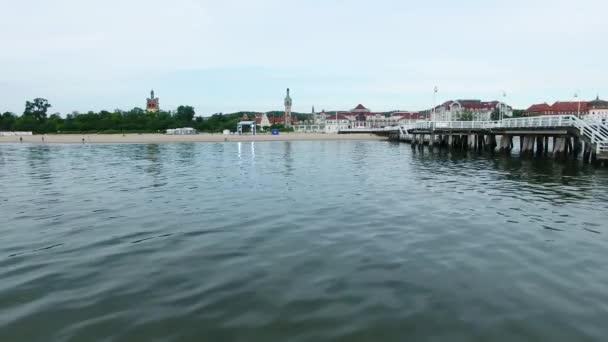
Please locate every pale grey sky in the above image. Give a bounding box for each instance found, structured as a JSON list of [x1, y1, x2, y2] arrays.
[[1, 0, 606, 115]]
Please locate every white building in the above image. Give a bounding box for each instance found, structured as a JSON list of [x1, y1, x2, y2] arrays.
[[431, 100, 512, 121], [587, 96, 608, 123], [166, 127, 197, 135], [259, 112, 271, 129], [0, 131, 33, 136], [324, 114, 350, 133]]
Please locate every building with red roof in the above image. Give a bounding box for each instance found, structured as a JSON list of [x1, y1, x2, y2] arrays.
[[525, 100, 593, 116], [321, 105, 424, 129], [430, 99, 512, 121], [525, 103, 553, 116], [588, 96, 608, 123]]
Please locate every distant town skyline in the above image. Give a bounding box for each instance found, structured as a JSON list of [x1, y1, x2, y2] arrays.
[[1, 0, 606, 115]]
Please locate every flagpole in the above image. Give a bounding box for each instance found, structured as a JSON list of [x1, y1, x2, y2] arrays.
[[575, 90, 581, 118], [433, 86, 438, 122], [335, 110, 338, 133]]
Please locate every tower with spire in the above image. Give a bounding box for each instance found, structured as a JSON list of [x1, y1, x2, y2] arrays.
[[146, 89, 159, 113], [284, 88, 293, 127]]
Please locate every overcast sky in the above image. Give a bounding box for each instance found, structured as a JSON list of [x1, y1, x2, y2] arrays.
[[1, 0, 606, 115]]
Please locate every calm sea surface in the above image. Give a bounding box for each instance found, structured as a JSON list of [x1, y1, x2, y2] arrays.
[[1, 141, 608, 342]]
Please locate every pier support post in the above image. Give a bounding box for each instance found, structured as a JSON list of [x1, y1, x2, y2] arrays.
[[554, 137, 566, 160], [521, 135, 535, 156], [583, 142, 591, 163], [536, 135, 544, 155], [519, 136, 524, 153], [499, 135, 512, 152], [529, 136, 537, 154], [573, 137, 581, 157], [488, 135, 497, 151]]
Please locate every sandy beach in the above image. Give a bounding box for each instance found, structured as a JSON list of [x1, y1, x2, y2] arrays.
[[0, 133, 386, 144]]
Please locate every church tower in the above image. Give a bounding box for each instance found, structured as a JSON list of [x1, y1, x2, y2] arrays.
[[146, 89, 159, 113], [284, 88, 293, 126]]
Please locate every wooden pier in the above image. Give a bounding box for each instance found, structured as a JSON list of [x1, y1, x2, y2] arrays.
[[387, 115, 608, 164]]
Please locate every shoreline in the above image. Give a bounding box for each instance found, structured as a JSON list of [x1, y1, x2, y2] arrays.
[[0, 133, 386, 144]]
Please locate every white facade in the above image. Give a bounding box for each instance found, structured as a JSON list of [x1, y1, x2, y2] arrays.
[[324, 118, 349, 133], [259, 113, 271, 128], [293, 125, 324, 133], [431, 100, 512, 121], [0, 131, 33, 136], [587, 97, 608, 123], [166, 127, 197, 135], [588, 109, 608, 123]]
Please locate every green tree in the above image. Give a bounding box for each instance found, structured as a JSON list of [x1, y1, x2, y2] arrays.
[[0, 112, 17, 131], [512, 109, 525, 118], [14, 115, 38, 131], [43, 113, 63, 133], [174, 105, 195, 124], [24, 98, 51, 122], [459, 110, 474, 121], [491, 107, 500, 121]]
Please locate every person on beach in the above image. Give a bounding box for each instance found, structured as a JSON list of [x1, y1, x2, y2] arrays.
[[82, 137, 85, 143], [19, 137, 23, 143], [41, 136, 44, 142]]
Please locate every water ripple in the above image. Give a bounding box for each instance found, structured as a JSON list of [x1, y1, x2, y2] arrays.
[[1, 142, 608, 341]]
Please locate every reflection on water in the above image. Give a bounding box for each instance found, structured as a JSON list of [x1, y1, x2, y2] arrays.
[[1, 141, 608, 342]]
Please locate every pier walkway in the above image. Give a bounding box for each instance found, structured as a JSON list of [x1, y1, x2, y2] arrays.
[[388, 115, 608, 162]]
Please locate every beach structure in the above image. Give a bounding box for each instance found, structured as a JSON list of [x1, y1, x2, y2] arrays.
[[0, 131, 33, 136], [237, 121, 257, 135], [146, 90, 159, 113], [166, 127, 196, 135]]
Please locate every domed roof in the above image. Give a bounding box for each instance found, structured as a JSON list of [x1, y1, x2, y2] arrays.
[[588, 95, 608, 108]]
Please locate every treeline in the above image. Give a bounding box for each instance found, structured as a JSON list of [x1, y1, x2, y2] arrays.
[[0, 98, 310, 134]]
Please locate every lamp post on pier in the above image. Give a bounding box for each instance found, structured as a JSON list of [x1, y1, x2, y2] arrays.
[[574, 90, 581, 118], [432, 86, 438, 122], [500, 90, 507, 122]]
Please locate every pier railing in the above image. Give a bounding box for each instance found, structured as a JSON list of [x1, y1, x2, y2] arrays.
[[414, 121, 500, 130], [501, 115, 574, 128]]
